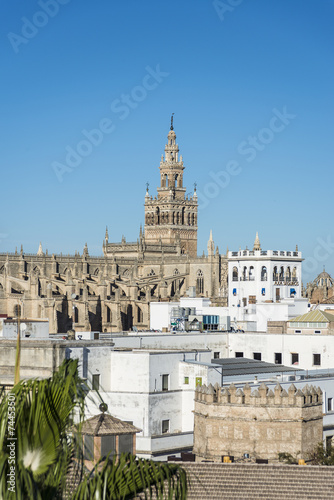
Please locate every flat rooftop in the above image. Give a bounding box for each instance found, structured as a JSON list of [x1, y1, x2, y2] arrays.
[[211, 357, 301, 377]]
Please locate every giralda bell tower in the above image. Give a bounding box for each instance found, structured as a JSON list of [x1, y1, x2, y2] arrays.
[[144, 116, 198, 257]]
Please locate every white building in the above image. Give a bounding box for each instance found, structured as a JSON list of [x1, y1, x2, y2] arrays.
[[150, 295, 308, 333], [228, 233, 303, 307], [0, 316, 49, 339], [68, 345, 222, 460]]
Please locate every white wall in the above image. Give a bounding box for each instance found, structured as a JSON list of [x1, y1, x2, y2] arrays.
[[0, 319, 49, 339], [227, 332, 334, 370]]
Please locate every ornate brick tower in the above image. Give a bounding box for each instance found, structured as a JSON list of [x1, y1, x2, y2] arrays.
[[144, 117, 198, 257]]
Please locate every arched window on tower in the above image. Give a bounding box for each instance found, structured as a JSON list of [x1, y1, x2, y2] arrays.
[[192, 213, 195, 225], [292, 267, 297, 283], [156, 207, 160, 224], [188, 213, 191, 225], [261, 266, 267, 281], [174, 174, 178, 187], [182, 207, 185, 225], [196, 270, 204, 295], [273, 266, 278, 281]]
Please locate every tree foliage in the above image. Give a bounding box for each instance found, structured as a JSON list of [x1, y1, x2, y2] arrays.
[[0, 359, 187, 499]]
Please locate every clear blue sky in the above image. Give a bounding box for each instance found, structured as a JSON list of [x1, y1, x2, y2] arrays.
[[1, 0, 333, 284]]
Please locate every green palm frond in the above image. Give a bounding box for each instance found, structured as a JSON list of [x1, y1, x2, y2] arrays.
[[0, 359, 187, 499], [72, 453, 188, 500]]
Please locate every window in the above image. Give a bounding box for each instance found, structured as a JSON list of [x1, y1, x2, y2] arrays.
[[213, 352, 220, 359], [162, 374, 169, 391], [275, 353, 282, 364], [253, 352, 262, 361], [314, 330, 321, 334], [101, 435, 116, 460], [235, 352, 244, 358], [295, 330, 301, 334], [162, 420, 169, 434], [291, 353, 299, 365], [328, 398, 333, 412], [195, 377, 202, 387], [92, 374, 100, 391], [84, 435, 94, 461], [119, 434, 133, 455], [313, 354, 321, 366], [184, 376, 189, 385]]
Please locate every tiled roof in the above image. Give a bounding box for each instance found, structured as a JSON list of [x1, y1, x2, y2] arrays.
[[290, 309, 334, 323], [179, 463, 334, 500], [136, 463, 334, 500], [81, 413, 141, 436]]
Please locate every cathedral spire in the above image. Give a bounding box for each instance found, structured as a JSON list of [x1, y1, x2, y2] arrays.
[[207, 230, 215, 257], [253, 232, 261, 251], [37, 241, 44, 256]]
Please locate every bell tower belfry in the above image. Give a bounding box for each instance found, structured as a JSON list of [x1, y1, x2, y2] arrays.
[[144, 117, 198, 257]]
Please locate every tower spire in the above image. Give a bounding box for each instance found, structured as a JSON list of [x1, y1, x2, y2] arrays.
[[253, 232, 261, 251]]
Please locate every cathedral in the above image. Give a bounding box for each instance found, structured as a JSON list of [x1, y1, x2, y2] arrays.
[[0, 121, 228, 333]]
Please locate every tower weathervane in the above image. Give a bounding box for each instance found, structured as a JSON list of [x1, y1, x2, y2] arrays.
[[194, 182, 197, 192], [170, 113, 174, 130], [146, 182, 149, 192]]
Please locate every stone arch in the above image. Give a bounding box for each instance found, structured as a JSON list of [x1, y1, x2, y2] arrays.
[[232, 267, 238, 281], [242, 266, 248, 280], [279, 266, 284, 280]]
